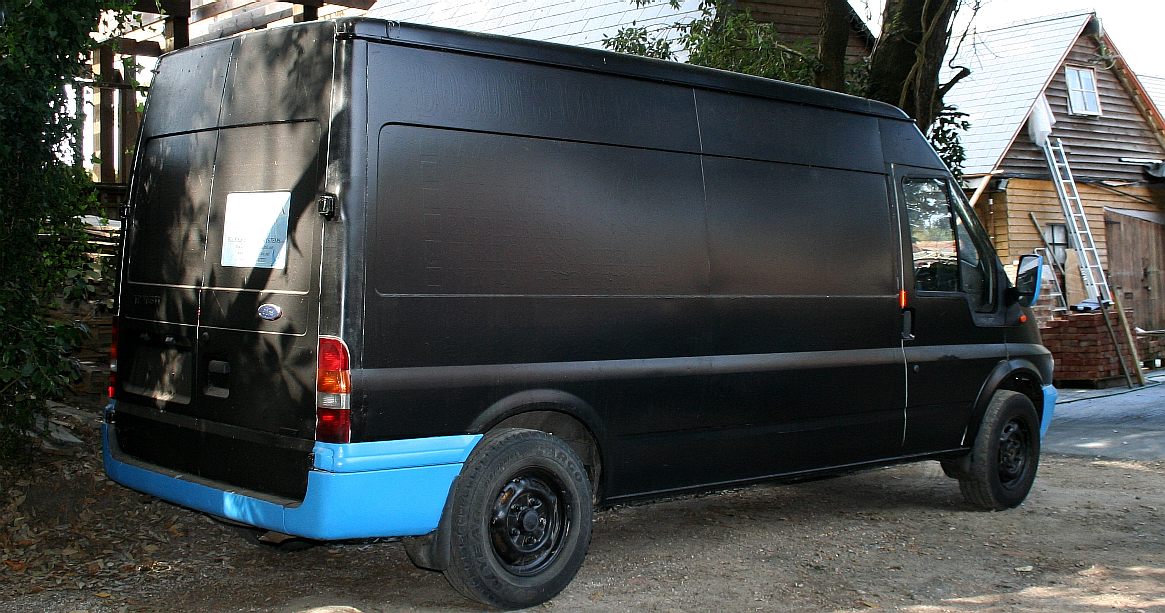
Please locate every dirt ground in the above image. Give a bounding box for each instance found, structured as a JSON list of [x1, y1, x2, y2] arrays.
[[2, 403, 1164, 612]]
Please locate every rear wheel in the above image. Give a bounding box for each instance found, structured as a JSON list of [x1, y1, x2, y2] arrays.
[[958, 390, 1040, 510], [443, 428, 592, 609]]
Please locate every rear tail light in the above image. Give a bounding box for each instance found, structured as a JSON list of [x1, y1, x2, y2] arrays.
[[316, 336, 351, 443], [108, 317, 119, 399]]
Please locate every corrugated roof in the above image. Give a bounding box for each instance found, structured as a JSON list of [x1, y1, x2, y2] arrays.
[[1140, 74, 1165, 118], [940, 12, 1092, 176]]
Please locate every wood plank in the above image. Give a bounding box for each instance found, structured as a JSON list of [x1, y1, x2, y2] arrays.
[[1106, 209, 1165, 329], [190, 0, 256, 22], [108, 37, 164, 57], [132, 0, 190, 16], [192, 6, 292, 44]]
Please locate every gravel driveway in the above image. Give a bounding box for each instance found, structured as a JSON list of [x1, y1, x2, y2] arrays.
[[3, 397, 1163, 612]]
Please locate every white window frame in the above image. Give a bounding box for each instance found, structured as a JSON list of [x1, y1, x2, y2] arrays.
[[1065, 66, 1102, 116]]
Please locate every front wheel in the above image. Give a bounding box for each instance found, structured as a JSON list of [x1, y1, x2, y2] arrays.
[[443, 428, 593, 609], [958, 390, 1041, 510]]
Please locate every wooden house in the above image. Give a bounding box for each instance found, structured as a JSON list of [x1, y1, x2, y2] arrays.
[[942, 12, 1165, 330], [737, 0, 874, 61]]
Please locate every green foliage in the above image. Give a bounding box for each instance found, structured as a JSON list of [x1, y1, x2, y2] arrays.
[[604, 1, 868, 96], [605, 1, 967, 181], [928, 105, 971, 180], [0, 0, 134, 460]]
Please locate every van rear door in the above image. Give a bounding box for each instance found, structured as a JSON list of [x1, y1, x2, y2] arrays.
[[115, 26, 333, 498], [194, 120, 322, 436]]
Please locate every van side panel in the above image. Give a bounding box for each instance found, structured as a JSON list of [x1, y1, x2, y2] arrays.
[[687, 93, 904, 475], [697, 157, 904, 469], [359, 43, 907, 498], [694, 90, 884, 173], [362, 44, 700, 151]]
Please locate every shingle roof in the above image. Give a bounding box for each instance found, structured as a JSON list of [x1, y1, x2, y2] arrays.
[[940, 12, 1093, 176], [1140, 74, 1165, 117], [366, 0, 702, 49]]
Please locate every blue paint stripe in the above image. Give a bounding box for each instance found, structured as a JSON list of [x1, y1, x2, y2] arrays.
[[103, 426, 479, 540]]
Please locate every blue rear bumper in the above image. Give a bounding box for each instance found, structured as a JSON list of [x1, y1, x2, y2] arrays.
[[103, 424, 480, 540]]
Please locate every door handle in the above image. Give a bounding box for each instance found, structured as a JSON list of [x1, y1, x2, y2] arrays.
[[205, 360, 230, 398], [901, 308, 915, 341]]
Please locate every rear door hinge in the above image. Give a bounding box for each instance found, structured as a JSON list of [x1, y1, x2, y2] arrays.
[[317, 194, 337, 219]]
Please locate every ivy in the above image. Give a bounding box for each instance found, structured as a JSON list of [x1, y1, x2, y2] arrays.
[[0, 0, 134, 460]]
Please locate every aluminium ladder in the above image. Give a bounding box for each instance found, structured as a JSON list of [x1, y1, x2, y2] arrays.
[[1042, 138, 1112, 304], [1033, 248, 1069, 312]]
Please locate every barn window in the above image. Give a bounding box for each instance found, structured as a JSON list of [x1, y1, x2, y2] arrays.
[[1045, 223, 1069, 265], [1065, 66, 1101, 116]]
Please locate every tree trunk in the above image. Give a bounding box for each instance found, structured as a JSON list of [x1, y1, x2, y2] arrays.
[[865, 0, 959, 129], [815, 0, 850, 92]]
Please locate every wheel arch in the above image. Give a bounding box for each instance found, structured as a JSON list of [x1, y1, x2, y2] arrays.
[[965, 358, 1045, 446], [405, 389, 606, 573], [470, 389, 606, 493]]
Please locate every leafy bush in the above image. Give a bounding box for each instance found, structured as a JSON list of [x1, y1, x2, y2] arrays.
[[0, 0, 132, 460], [603, 0, 863, 93]]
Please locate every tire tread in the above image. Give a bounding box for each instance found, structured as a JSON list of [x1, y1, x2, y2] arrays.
[[957, 390, 1040, 510]]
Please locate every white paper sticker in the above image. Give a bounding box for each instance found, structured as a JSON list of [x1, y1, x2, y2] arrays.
[[220, 191, 291, 269]]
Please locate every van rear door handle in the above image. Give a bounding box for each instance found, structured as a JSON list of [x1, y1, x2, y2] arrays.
[[205, 360, 231, 398]]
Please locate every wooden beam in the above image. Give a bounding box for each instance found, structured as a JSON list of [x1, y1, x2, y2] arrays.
[[193, 7, 293, 45], [297, 4, 319, 22], [131, 0, 191, 17], [165, 13, 190, 50], [316, 0, 376, 8], [93, 46, 118, 184], [119, 61, 141, 184], [190, 0, 259, 23], [190, 0, 374, 24], [296, 0, 376, 9], [108, 37, 164, 57]]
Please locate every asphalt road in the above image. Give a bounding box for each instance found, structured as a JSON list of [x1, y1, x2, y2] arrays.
[[1043, 372, 1165, 460]]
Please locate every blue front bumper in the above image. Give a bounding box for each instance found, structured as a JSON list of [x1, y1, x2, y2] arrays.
[[103, 424, 481, 540], [1040, 383, 1058, 438]]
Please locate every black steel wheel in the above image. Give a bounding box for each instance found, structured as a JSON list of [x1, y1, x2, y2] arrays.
[[958, 390, 1041, 510], [489, 469, 569, 576], [443, 428, 592, 609]]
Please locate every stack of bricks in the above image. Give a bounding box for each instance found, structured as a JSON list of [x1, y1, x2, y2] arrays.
[[1142, 334, 1165, 365], [1039, 310, 1152, 385]]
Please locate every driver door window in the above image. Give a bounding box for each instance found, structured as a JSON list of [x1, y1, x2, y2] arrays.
[[903, 178, 993, 311]]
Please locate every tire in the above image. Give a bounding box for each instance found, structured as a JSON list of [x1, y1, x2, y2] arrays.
[[443, 428, 593, 609], [958, 390, 1041, 510]]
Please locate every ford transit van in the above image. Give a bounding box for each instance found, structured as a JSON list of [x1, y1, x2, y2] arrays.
[[105, 18, 1056, 609]]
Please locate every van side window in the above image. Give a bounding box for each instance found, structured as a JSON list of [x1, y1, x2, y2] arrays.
[[903, 178, 992, 309]]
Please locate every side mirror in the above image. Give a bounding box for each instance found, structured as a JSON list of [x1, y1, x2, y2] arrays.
[[1012, 253, 1043, 307]]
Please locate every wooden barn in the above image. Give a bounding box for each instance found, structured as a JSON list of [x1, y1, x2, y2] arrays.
[[942, 12, 1165, 331]]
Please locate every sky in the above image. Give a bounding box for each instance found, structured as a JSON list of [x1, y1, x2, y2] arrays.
[[848, 0, 1165, 76]]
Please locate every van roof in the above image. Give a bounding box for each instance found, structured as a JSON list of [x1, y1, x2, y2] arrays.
[[334, 17, 911, 122]]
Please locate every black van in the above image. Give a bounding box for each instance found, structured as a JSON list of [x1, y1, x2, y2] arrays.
[[105, 18, 1057, 609]]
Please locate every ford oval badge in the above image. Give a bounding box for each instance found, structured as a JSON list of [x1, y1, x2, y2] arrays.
[[257, 303, 283, 321]]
